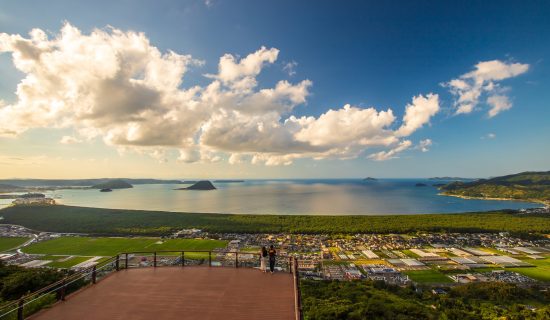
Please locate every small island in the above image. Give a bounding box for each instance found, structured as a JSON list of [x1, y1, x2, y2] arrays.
[[176, 180, 217, 190], [363, 177, 378, 181], [91, 179, 133, 190], [99, 188, 112, 192], [415, 183, 427, 187]]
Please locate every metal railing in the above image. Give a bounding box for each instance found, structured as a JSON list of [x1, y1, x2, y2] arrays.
[[292, 257, 303, 320], [0, 251, 301, 320], [0, 255, 118, 320]]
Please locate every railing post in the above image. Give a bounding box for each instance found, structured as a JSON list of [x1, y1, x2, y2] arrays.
[[92, 265, 97, 284], [17, 298, 24, 320], [59, 279, 66, 301], [181, 251, 184, 267], [293, 257, 302, 320], [154, 252, 157, 268], [125, 253, 129, 269], [115, 255, 120, 271], [235, 252, 239, 268], [208, 251, 212, 267]]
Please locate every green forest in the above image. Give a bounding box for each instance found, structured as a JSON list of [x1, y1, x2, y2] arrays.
[[1, 205, 549, 235], [301, 280, 550, 319]]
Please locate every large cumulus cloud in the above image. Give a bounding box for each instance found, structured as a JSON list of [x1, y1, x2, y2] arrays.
[[0, 23, 440, 165]]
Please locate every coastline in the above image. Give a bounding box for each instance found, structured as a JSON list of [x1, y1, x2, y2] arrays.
[[439, 192, 549, 207]]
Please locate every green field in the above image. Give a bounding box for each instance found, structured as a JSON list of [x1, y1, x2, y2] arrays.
[[0, 237, 29, 252], [404, 269, 454, 283], [46, 256, 94, 269], [1, 205, 549, 236], [401, 249, 420, 258], [22, 237, 228, 256], [508, 258, 550, 282]]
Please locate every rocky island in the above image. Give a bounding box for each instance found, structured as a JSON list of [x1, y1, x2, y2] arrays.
[[176, 180, 217, 190], [363, 177, 378, 181]]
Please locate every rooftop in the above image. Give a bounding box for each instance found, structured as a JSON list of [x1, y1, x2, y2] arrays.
[[30, 267, 296, 320]]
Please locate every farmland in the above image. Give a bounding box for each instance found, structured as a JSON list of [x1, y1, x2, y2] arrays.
[[0, 237, 29, 252], [22, 237, 228, 256], [509, 258, 550, 282], [403, 269, 454, 283]]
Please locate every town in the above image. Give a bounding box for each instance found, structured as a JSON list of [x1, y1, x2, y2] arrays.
[[1, 224, 549, 287]]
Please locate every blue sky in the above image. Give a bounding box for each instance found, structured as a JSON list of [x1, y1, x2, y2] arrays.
[[0, 0, 548, 179]]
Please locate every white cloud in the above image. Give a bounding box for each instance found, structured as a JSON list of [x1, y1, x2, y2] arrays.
[[445, 60, 528, 117], [368, 140, 412, 161], [59, 135, 82, 144], [207, 46, 279, 86], [0, 23, 440, 165], [481, 133, 496, 139], [486, 95, 511, 118], [283, 61, 297, 76], [396, 93, 439, 137], [417, 139, 432, 152]]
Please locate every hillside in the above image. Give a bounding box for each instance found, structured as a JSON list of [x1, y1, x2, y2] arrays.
[[440, 171, 550, 204], [91, 179, 133, 190], [0, 178, 181, 187]]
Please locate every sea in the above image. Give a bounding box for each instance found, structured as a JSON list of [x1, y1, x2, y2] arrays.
[[0, 179, 541, 215]]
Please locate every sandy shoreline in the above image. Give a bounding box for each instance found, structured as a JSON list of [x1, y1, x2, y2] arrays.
[[439, 192, 549, 206]]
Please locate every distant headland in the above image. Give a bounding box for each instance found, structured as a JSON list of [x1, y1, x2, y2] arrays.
[[363, 177, 378, 181], [439, 171, 550, 205], [428, 177, 474, 181]]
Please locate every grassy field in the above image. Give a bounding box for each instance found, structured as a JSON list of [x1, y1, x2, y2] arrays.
[[401, 249, 420, 258], [1, 205, 549, 235], [22, 237, 228, 256], [508, 258, 550, 282], [46, 256, 94, 269], [404, 269, 454, 283], [0, 237, 29, 252]]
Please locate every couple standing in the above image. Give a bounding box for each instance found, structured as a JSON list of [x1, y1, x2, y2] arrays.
[[260, 245, 276, 273]]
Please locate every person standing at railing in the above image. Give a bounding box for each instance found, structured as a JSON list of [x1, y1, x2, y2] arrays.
[[268, 245, 276, 274], [260, 246, 268, 273]]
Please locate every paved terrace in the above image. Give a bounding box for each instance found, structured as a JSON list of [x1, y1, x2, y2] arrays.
[[30, 267, 296, 320]]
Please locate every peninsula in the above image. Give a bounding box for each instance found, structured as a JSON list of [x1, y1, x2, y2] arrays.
[[440, 171, 550, 205]]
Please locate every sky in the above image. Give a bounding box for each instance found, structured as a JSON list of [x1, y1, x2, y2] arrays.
[[0, 0, 549, 179]]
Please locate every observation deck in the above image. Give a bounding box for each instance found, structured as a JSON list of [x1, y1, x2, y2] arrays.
[[1, 251, 301, 320]]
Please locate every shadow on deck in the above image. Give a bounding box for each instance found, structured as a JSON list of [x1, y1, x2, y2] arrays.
[[29, 267, 296, 320]]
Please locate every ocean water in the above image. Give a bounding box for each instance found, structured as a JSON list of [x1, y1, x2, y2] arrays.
[[2, 179, 540, 215]]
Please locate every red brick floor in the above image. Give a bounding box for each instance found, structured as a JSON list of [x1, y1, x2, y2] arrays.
[[30, 267, 296, 320]]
